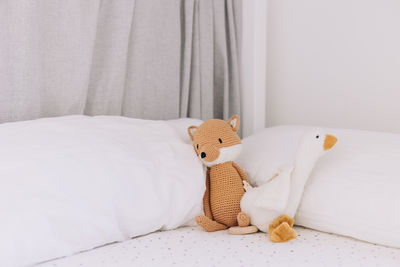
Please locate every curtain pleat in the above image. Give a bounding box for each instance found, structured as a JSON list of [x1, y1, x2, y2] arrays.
[[0, 0, 242, 123]]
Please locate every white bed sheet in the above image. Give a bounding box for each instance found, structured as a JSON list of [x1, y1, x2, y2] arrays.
[[38, 227, 400, 267]]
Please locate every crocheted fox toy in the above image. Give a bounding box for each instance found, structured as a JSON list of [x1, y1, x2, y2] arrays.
[[188, 115, 257, 234]]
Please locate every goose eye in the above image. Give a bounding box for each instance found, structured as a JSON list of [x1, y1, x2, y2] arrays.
[[196, 144, 199, 149], [316, 135, 319, 139], [218, 138, 222, 144]]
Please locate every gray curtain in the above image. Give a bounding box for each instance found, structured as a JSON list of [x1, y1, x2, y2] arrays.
[[0, 0, 241, 123]]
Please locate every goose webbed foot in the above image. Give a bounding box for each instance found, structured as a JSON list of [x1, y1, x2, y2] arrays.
[[268, 215, 297, 242]]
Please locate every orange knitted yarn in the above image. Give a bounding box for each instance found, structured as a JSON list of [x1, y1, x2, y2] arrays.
[[188, 115, 251, 232], [209, 161, 247, 227]]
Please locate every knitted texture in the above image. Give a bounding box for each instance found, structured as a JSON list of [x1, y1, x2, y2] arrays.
[[188, 117, 241, 162], [188, 115, 251, 232], [209, 161, 246, 227]]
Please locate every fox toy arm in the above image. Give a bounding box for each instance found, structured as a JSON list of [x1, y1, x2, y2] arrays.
[[203, 169, 213, 219], [232, 162, 249, 183]]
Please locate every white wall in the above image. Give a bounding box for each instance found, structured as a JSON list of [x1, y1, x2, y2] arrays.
[[240, 0, 268, 137], [266, 0, 400, 133]]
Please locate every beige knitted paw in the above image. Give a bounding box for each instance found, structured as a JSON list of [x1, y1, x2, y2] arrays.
[[196, 215, 227, 232], [237, 212, 250, 227]]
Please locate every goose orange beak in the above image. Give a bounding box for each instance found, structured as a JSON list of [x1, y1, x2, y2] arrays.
[[324, 134, 337, 151]]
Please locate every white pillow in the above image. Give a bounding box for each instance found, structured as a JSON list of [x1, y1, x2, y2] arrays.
[[0, 115, 204, 266], [237, 125, 400, 248]]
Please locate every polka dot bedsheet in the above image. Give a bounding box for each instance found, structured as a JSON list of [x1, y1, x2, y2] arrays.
[[38, 226, 400, 267]]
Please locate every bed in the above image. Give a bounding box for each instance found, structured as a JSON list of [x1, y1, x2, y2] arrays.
[[1, 116, 399, 266], [38, 226, 400, 267]]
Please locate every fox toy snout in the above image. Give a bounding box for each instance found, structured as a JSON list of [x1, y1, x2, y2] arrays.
[[197, 143, 221, 162], [188, 115, 242, 167]]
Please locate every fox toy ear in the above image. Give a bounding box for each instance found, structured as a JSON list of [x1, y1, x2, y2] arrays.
[[227, 115, 240, 132], [188, 126, 198, 141]]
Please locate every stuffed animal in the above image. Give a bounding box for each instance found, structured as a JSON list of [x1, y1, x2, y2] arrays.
[[188, 115, 257, 234], [240, 129, 338, 242]]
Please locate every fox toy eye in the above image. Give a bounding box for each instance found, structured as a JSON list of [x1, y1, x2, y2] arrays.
[[218, 138, 222, 144], [316, 135, 319, 139], [196, 144, 199, 149]]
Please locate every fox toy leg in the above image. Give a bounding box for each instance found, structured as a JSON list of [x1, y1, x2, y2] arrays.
[[228, 212, 258, 235], [196, 215, 227, 232], [268, 215, 297, 242], [202, 171, 213, 219], [197, 171, 228, 232], [237, 212, 250, 227]]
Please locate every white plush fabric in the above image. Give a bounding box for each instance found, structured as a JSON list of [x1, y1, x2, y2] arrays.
[[237, 125, 400, 248], [241, 129, 337, 233], [0, 116, 204, 266]]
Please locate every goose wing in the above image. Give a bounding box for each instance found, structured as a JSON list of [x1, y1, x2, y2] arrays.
[[253, 165, 294, 212]]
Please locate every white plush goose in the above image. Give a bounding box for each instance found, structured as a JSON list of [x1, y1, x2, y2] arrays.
[[239, 129, 337, 242]]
